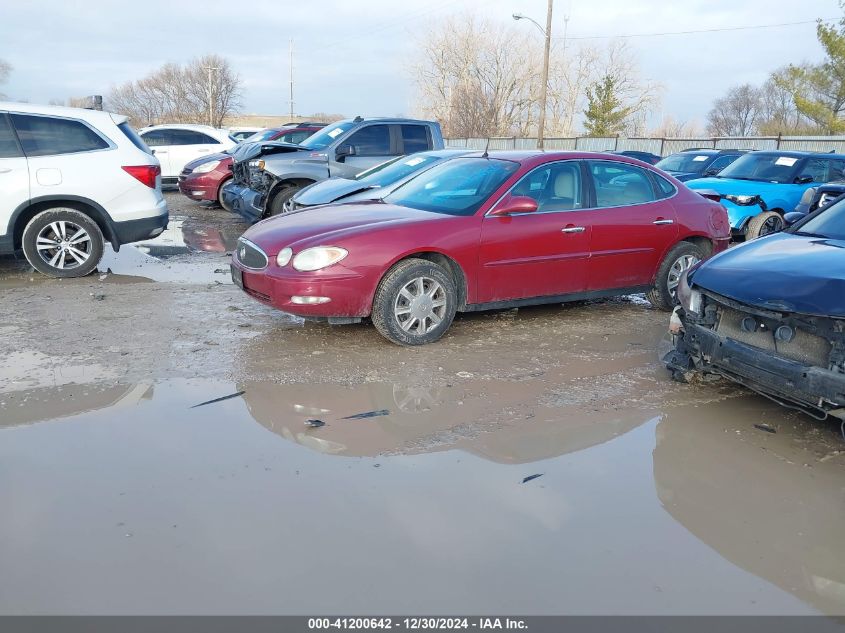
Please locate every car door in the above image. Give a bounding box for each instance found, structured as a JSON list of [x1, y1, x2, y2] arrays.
[[330, 124, 398, 178], [166, 130, 223, 177], [477, 160, 591, 303], [0, 113, 29, 244], [139, 129, 173, 177], [10, 112, 111, 202], [585, 160, 679, 291]]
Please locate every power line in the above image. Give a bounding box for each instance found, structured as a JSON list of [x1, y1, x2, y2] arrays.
[[557, 17, 840, 41]]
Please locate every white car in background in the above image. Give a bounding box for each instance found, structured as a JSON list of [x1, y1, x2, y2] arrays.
[[138, 124, 235, 185], [0, 101, 168, 277]]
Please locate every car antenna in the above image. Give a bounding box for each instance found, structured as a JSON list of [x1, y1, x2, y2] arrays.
[[481, 138, 490, 159], [353, 115, 363, 123]]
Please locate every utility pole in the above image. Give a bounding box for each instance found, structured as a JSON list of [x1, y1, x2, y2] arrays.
[[538, 0, 553, 150], [513, 1, 553, 150], [289, 39, 295, 120], [204, 65, 218, 127]]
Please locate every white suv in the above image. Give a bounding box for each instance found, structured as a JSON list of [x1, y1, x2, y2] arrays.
[[0, 102, 168, 278], [138, 124, 236, 184]]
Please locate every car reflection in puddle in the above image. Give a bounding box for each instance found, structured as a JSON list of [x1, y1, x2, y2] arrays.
[[96, 216, 244, 284], [653, 398, 845, 615], [239, 378, 654, 463]]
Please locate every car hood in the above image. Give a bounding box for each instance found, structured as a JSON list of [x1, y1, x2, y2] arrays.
[[687, 177, 781, 195], [231, 141, 307, 163], [691, 232, 845, 317], [242, 202, 454, 252], [294, 178, 378, 206], [184, 152, 230, 171]]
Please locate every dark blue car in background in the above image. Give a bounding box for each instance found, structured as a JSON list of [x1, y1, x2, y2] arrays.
[[655, 149, 745, 182], [665, 196, 845, 422]]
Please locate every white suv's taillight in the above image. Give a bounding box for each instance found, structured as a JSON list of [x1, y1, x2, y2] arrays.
[[122, 165, 160, 188]]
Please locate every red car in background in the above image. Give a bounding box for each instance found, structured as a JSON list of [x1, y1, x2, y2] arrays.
[[230, 151, 730, 345], [178, 123, 326, 208]]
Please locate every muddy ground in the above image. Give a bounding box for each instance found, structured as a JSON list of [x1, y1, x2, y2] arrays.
[[1, 191, 844, 615]]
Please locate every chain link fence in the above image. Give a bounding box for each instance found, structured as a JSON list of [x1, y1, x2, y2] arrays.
[[445, 136, 845, 156]]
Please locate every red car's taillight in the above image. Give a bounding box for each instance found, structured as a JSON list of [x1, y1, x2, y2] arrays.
[[122, 165, 160, 188]]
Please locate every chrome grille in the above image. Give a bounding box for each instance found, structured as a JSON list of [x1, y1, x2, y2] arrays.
[[236, 238, 268, 270]]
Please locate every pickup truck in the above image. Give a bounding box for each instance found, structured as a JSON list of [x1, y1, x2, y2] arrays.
[[221, 117, 444, 222]]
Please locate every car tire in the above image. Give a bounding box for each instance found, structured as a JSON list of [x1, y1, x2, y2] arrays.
[[266, 185, 299, 217], [22, 207, 105, 278], [371, 258, 457, 346], [745, 211, 784, 239], [647, 241, 707, 311], [217, 178, 233, 212]]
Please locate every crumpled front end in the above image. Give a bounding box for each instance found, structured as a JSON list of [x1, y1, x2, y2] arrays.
[[665, 288, 845, 420]]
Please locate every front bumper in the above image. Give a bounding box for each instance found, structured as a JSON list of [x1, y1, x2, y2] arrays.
[[719, 198, 764, 234], [230, 258, 374, 319], [666, 314, 845, 416], [221, 183, 265, 222], [178, 169, 229, 202]]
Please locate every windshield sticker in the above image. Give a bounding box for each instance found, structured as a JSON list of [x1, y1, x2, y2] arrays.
[[327, 128, 344, 139], [692, 155, 708, 161], [405, 157, 425, 166], [775, 156, 798, 166]]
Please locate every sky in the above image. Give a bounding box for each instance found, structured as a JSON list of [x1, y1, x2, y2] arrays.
[[0, 0, 839, 132]]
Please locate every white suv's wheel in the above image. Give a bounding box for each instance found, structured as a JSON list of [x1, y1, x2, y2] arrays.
[[22, 208, 104, 278]]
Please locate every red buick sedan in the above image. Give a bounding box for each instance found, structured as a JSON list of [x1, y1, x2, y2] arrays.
[[230, 151, 730, 345]]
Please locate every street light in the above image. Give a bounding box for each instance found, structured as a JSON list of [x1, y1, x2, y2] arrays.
[[513, 0, 553, 149]]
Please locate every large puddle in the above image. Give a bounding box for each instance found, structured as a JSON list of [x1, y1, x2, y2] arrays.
[[0, 211, 248, 287], [2, 376, 844, 615]]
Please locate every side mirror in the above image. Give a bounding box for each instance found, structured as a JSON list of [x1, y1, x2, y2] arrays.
[[490, 195, 539, 216], [783, 211, 805, 226], [795, 175, 814, 185], [335, 144, 356, 162]]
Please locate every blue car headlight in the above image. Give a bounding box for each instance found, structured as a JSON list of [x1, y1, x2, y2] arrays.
[[676, 269, 702, 315]]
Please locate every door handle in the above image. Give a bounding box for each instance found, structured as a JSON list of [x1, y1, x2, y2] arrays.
[[561, 226, 586, 233], [653, 219, 674, 225], [0, 168, 11, 174], [197, 149, 210, 153], [155, 150, 168, 154]]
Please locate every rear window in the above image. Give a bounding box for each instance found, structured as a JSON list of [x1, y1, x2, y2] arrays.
[[118, 122, 153, 155], [11, 114, 110, 157], [0, 114, 23, 158]]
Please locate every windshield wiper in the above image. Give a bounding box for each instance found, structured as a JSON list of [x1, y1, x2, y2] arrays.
[[792, 230, 830, 239]]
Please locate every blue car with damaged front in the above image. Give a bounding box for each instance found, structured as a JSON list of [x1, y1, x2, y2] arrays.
[[687, 150, 845, 240], [664, 197, 845, 422]]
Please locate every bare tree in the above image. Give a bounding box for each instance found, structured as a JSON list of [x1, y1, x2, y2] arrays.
[[410, 14, 538, 137], [0, 59, 11, 99], [108, 55, 242, 127], [706, 84, 763, 136], [650, 115, 702, 137], [410, 16, 658, 139]]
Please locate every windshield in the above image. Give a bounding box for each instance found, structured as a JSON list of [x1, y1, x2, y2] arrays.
[[300, 122, 356, 150], [717, 153, 802, 183], [792, 197, 845, 240], [354, 153, 445, 187], [242, 129, 277, 143], [655, 153, 713, 174], [384, 157, 519, 216]]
